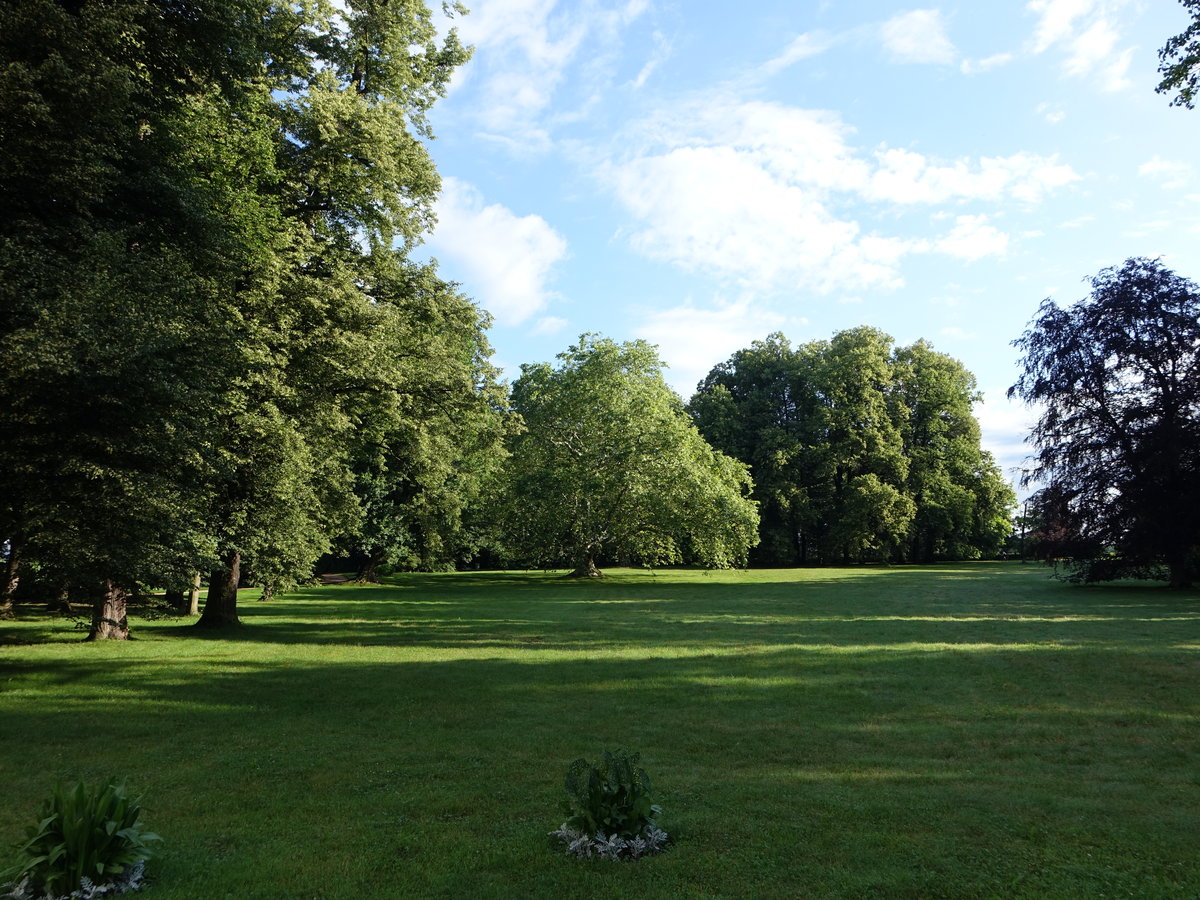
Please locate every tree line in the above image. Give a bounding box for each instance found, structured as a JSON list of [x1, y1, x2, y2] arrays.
[[6, 1, 1199, 639], [688, 328, 1015, 566]]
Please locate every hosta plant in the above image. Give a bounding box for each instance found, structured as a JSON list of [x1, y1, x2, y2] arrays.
[[2, 778, 160, 899], [551, 749, 669, 860]]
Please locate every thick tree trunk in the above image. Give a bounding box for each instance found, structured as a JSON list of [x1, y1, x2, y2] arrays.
[[196, 549, 242, 628], [187, 571, 201, 616], [87, 581, 129, 640], [1, 541, 21, 617], [568, 549, 602, 578], [355, 548, 386, 583]]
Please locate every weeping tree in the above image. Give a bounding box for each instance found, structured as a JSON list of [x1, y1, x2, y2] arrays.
[[501, 335, 759, 577]]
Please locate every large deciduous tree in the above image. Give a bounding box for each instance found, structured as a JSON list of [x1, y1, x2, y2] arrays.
[[502, 336, 759, 577], [0, 0, 472, 634], [1009, 257, 1200, 588], [342, 262, 510, 580], [691, 329, 1012, 565]]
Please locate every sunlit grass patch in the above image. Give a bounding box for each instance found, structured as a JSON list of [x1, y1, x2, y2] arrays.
[[0, 562, 1197, 898]]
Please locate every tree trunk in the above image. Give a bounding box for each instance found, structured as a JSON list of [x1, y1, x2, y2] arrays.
[[87, 581, 129, 640], [47, 585, 71, 614], [259, 582, 274, 602], [567, 549, 602, 578], [1, 541, 21, 618], [187, 571, 201, 616], [355, 548, 385, 583], [197, 549, 242, 627]]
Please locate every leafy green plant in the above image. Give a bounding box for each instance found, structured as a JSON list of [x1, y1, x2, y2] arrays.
[[562, 749, 661, 839], [3, 778, 160, 898]]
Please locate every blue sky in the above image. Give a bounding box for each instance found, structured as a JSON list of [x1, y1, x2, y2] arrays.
[[417, 0, 1200, 489]]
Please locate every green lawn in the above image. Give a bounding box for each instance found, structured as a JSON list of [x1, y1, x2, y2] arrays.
[[1, 564, 1197, 898]]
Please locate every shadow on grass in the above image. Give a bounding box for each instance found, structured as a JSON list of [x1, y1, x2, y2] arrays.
[[103, 564, 1195, 654], [1, 565, 1197, 897]]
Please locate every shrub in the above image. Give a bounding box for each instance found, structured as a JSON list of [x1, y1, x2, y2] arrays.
[[2, 778, 160, 899], [551, 749, 668, 860]]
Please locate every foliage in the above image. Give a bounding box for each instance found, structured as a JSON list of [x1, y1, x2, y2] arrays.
[[0, 0, 474, 634], [342, 262, 511, 579], [548, 823, 669, 861], [690, 329, 1013, 565], [501, 335, 759, 576], [3, 779, 159, 899], [1010, 257, 1200, 588], [561, 750, 663, 840], [1157, 0, 1200, 108]]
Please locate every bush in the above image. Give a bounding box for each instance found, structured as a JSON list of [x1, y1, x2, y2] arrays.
[[550, 749, 668, 860], [2, 778, 160, 899]]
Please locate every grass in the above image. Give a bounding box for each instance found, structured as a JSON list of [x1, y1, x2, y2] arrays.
[[0, 562, 1197, 898]]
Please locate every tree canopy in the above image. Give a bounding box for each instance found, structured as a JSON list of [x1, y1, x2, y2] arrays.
[[0, 0, 478, 634], [1010, 258, 1200, 588], [501, 335, 760, 577], [691, 329, 1013, 565]]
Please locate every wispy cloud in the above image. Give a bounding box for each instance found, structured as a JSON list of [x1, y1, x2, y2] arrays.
[[428, 178, 568, 326], [961, 52, 1014, 74], [448, 0, 650, 149], [1138, 156, 1194, 189], [881, 9, 958, 65], [1025, 0, 1133, 91], [758, 30, 836, 77]]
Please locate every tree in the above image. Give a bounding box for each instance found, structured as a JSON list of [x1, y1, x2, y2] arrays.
[[1158, 0, 1200, 108], [1009, 257, 1200, 588], [809, 327, 913, 564], [892, 341, 1015, 561], [342, 262, 510, 580], [691, 329, 1011, 565], [688, 334, 818, 564], [502, 335, 759, 577], [0, 0, 472, 635], [0, 0, 259, 635]]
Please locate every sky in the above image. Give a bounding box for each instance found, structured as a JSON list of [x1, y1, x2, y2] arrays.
[[416, 0, 1200, 491]]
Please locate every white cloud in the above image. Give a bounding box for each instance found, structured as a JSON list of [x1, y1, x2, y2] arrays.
[[961, 52, 1014, 74], [428, 178, 568, 326], [1036, 101, 1066, 124], [600, 95, 1077, 293], [1139, 156, 1194, 189], [1026, 0, 1133, 91], [933, 215, 1010, 261], [631, 298, 789, 397], [1027, 0, 1094, 52], [450, 0, 649, 148], [866, 148, 1079, 205], [532, 315, 568, 335], [758, 31, 835, 77], [974, 394, 1042, 490], [630, 30, 672, 89], [881, 9, 957, 65]]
